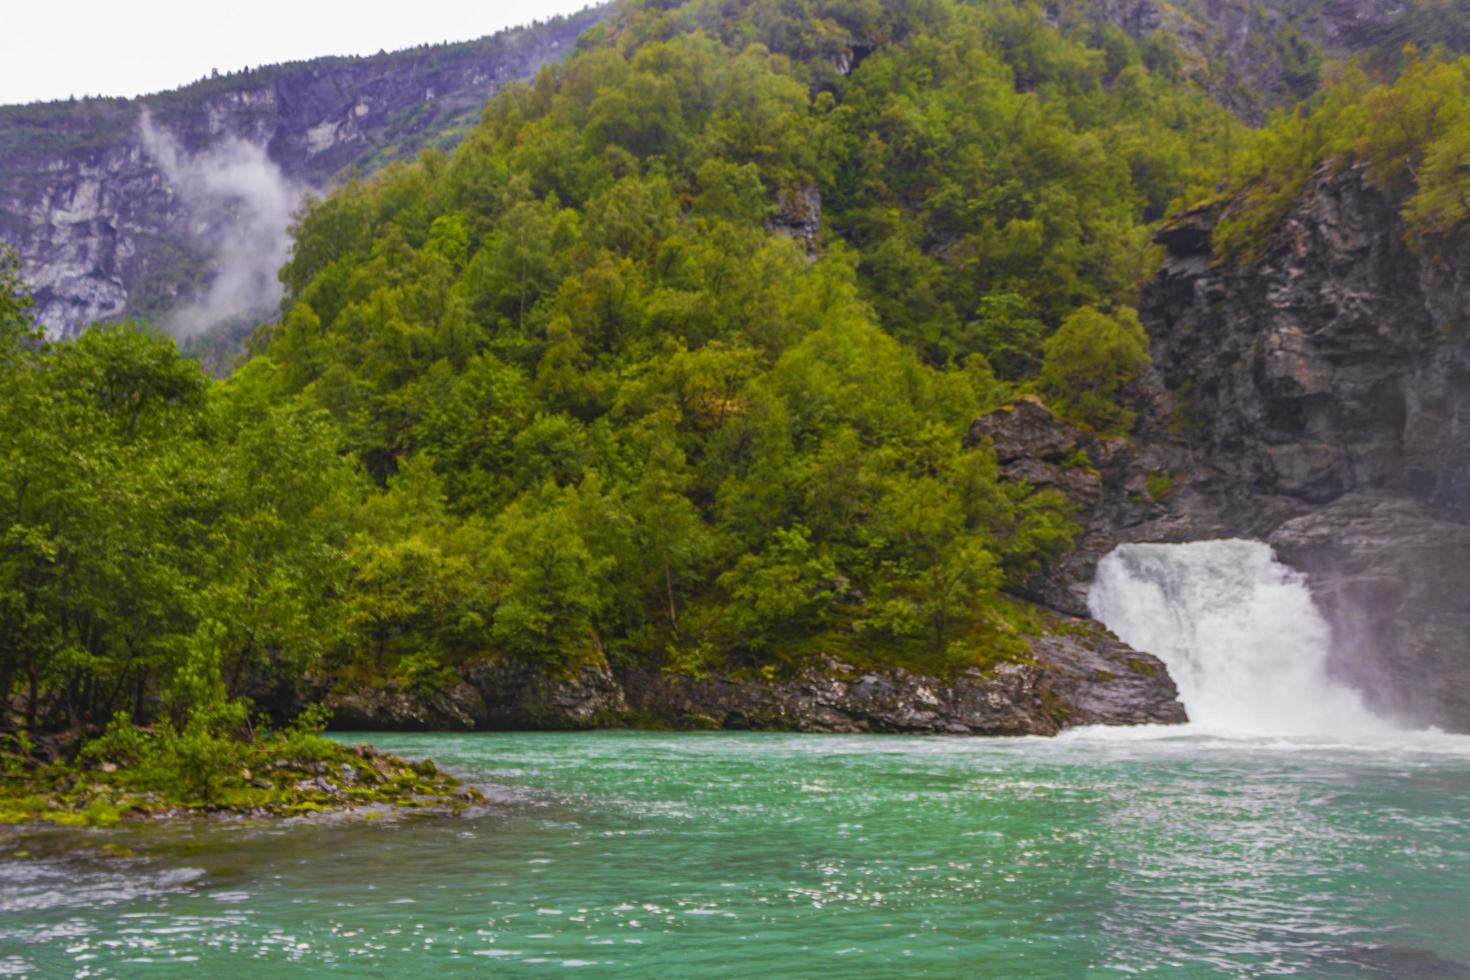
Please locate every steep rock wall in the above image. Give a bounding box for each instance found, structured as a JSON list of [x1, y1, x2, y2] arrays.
[[1142, 165, 1470, 730], [974, 165, 1470, 730]]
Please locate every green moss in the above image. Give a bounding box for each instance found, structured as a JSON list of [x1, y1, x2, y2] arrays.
[[286, 801, 329, 815], [1039, 687, 1072, 729], [1126, 657, 1158, 677], [1061, 448, 1094, 470], [1146, 470, 1178, 501]]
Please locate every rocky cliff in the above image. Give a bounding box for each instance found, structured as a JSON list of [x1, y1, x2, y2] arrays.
[[1075, 0, 1470, 122], [973, 165, 1470, 731], [0, 7, 608, 339]]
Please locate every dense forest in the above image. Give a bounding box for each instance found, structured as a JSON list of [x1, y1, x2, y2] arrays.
[[4, 0, 1470, 777]]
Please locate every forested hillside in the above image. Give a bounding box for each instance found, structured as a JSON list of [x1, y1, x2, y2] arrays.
[[5, 0, 1470, 786], [247, 0, 1236, 685], [1050, 0, 1470, 121]]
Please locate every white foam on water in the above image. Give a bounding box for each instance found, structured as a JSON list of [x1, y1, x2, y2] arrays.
[[1087, 539, 1394, 738]]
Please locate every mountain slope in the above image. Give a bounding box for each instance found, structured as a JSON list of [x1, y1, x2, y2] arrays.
[[3, 0, 1222, 741], [1067, 0, 1470, 121], [0, 6, 609, 339]]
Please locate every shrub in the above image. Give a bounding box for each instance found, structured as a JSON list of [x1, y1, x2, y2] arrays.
[[1039, 306, 1151, 435]]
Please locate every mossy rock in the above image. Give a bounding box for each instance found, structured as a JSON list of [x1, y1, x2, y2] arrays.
[[1126, 657, 1158, 677], [0, 736, 479, 828]]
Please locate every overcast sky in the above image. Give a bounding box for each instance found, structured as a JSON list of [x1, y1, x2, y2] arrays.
[[0, 1, 598, 105]]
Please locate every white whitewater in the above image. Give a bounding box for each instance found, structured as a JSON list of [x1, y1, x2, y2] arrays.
[[1088, 539, 1390, 737]]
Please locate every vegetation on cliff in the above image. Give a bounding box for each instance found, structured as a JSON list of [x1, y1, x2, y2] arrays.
[[1215, 50, 1470, 261]]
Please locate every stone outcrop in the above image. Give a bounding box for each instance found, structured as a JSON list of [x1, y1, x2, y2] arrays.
[[465, 659, 630, 730], [326, 680, 487, 732], [619, 629, 1182, 735], [768, 185, 822, 255], [324, 614, 1185, 735], [968, 397, 1136, 615], [324, 658, 629, 732], [972, 164, 1470, 731]]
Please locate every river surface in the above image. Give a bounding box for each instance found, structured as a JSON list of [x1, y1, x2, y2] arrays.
[[4, 727, 1470, 977]]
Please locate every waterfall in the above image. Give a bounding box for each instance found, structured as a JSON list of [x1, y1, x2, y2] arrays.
[[1088, 540, 1389, 736]]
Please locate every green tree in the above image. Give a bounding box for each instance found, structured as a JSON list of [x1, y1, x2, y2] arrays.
[[1039, 306, 1151, 435], [489, 489, 610, 664], [717, 525, 837, 653]]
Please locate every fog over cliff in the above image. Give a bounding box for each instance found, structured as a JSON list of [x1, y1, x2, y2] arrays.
[[139, 112, 302, 336], [0, 6, 609, 339]]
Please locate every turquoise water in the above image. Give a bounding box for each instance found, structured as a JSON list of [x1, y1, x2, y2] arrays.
[[4, 728, 1470, 977]]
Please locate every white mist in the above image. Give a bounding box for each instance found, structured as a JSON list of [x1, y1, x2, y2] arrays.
[[1088, 540, 1389, 736], [138, 111, 304, 336]]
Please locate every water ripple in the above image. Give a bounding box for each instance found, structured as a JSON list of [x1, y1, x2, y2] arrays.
[[2, 730, 1469, 975]]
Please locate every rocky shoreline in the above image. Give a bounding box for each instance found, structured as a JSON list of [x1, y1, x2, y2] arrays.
[[324, 609, 1186, 736]]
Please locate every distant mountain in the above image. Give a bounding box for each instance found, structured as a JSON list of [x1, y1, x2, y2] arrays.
[[1064, 0, 1470, 122], [0, 6, 609, 340]]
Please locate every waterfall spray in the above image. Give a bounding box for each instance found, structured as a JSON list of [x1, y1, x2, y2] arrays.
[[1088, 540, 1389, 736]]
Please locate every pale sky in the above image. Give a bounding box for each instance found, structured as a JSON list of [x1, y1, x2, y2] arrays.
[[0, 1, 599, 105]]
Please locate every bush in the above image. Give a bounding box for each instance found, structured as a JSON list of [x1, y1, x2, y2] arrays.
[[83, 710, 246, 804], [1039, 306, 1151, 435]]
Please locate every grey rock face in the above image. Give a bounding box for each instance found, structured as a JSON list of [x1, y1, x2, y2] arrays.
[[327, 680, 487, 732], [1080, 0, 1457, 123], [1144, 169, 1470, 520], [318, 613, 1184, 735], [619, 658, 1050, 735], [985, 164, 1470, 730], [1028, 622, 1187, 727], [967, 397, 1126, 616], [464, 658, 630, 730], [1269, 495, 1470, 727], [617, 616, 1183, 735], [0, 8, 608, 337], [313, 608, 1181, 731], [768, 184, 822, 255]]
